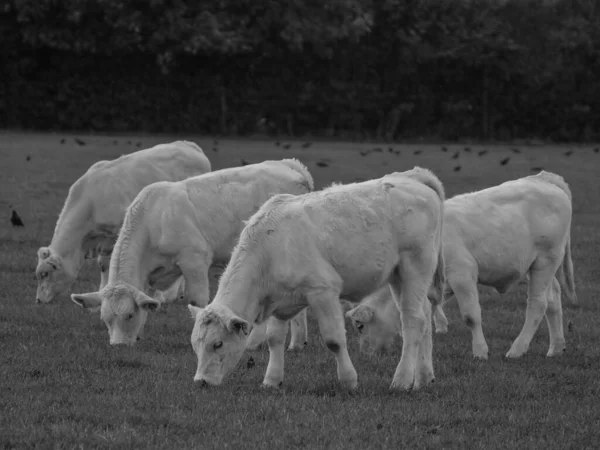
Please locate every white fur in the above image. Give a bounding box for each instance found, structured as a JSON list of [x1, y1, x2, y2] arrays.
[[347, 171, 576, 359], [72, 159, 314, 346], [190, 167, 445, 391], [36, 141, 211, 303]]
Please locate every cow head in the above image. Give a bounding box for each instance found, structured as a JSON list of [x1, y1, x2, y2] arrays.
[[35, 247, 76, 303], [188, 303, 251, 386], [346, 303, 398, 355], [71, 282, 161, 346]]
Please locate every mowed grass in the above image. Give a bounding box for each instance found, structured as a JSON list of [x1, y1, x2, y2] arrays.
[[1, 131, 600, 449]]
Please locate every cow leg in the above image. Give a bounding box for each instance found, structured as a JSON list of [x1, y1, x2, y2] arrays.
[[308, 291, 357, 390], [288, 308, 308, 351], [177, 250, 212, 307], [506, 257, 559, 358], [448, 273, 488, 359], [246, 322, 267, 351], [389, 281, 431, 391], [97, 252, 111, 290], [416, 297, 435, 388], [432, 304, 449, 334], [262, 317, 289, 388], [545, 277, 566, 357]]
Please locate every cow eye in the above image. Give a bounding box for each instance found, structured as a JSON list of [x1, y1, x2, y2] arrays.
[[126, 314, 134, 321], [213, 341, 223, 350], [356, 322, 364, 333], [40, 272, 48, 279]]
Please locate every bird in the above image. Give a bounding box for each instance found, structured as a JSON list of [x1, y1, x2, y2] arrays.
[[60, 138, 66, 144], [441, 146, 448, 152], [10, 210, 24, 227], [413, 150, 422, 155], [464, 147, 471, 153], [453, 165, 461, 172], [500, 157, 510, 166], [478, 150, 488, 156], [246, 356, 255, 370], [372, 147, 383, 153], [240, 159, 250, 166], [359, 150, 371, 157], [594, 148, 599, 153], [26, 155, 31, 161], [127, 140, 132, 145], [212, 147, 218, 152], [74, 137, 86, 146], [511, 148, 521, 154], [564, 150, 573, 157], [275, 141, 281, 147], [283, 144, 291, 150], [302, 142, 312, 148], [388, 147, 394, 153], [136, 142, 142, 148], [316, 160, 329, 168], [531, 166, 544, 172], [451, 151, 460, 160]]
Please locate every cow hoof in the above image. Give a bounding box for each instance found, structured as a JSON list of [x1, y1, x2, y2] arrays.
[[262, 378, 283, 389]]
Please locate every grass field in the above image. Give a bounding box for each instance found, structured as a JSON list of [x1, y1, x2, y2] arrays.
[[1, 131, 600, 449]]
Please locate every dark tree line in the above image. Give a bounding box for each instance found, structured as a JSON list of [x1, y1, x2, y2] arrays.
[[1, 0, 599, 141]]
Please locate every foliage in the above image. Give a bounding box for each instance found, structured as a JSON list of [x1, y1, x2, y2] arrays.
[[1, 0, 600, 140]]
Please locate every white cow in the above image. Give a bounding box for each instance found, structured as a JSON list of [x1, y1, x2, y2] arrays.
[[188, 167, 446, 391], [35, 140, 211, 304], [70, 159, 314, 347], [347, 171, 577, 359]]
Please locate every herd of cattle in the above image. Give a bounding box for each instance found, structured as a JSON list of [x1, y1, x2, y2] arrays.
[[34, 140, 577, 391]]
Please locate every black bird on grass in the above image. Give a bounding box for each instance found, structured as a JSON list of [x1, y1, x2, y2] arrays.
[[453, 165, 461, 172], [441, 146, 448, 152], [359, 150, 371, 157], [464, 147, 471, 153], [74, 137, 86, 146], [212, 147, 219, 152], [302, 142, 312, 148], [594, 148, 599, 153], [413, 149, 422, 155], [60, 138, 66, 144], [531, 166, 544, 172], [500, 157, 510, 166], [316, 159, 330, 168], [388, 147, 394, 153], [478, 150, 488, 156], [372, 147, 383, 153], [10, 209, 24, 227], [26, 155, 31, 161], [564, 150, 573, 157], [283, 144, 291, 150], [451, 151, 460, 160], [511, 148, 521, 154], [136, 142, 142, 148], [275, 141, 281, 147], [240, 159, 250, 166]]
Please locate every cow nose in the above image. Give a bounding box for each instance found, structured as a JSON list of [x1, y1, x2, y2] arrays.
[[136, 336, 141, 341], [35, 298, 41, 304], [196, 379, 208, 387]]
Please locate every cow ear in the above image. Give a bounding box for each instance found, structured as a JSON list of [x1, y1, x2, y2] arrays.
[[346, 304, 374, 324], [71, 292, 103, 309], [134, 291, 161, 312], [188, 304, 204, 320], [227, 316, 251, 336], [38, 247, 51, 260]]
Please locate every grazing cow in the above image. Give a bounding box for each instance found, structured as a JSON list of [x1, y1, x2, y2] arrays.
[[71, 159, 314, 347], [35, 141, 211, 304], [347, 171, 577, 359], [188, 167, 446, 391]]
